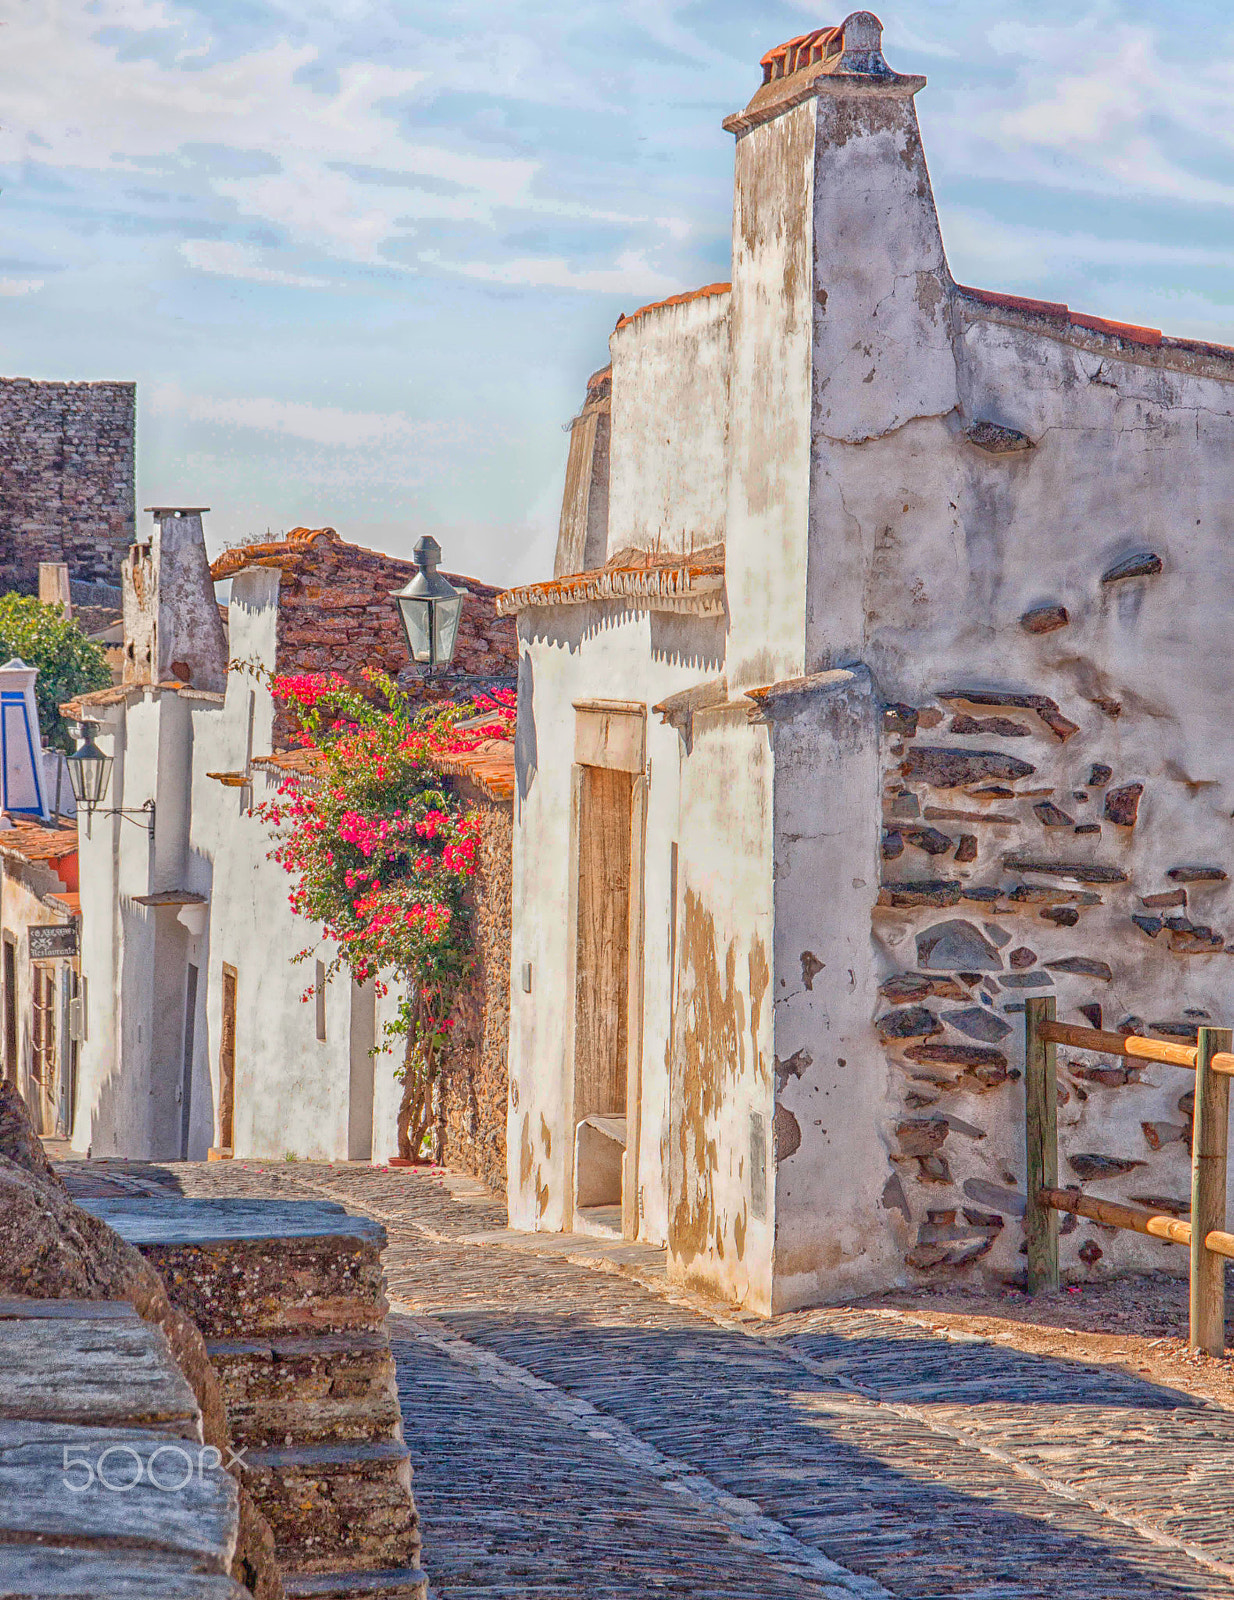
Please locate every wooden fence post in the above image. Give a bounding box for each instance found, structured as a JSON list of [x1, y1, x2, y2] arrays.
[[1190, 1025, 1233, 1355], [1025, 996, 1059, 1293]]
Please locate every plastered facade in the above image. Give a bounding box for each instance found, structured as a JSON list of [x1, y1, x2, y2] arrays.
[[503, 12, 1234, 1311], [70, 515, 406, 1162]]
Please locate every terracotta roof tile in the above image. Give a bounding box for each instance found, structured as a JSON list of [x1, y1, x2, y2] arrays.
[[210, 527, 340, 582], [759, 26, 843, 83], [252, 749, 325, 780], [0, 819, 78, 865], [498, 554, 724, 617], [615, 283, 730, 333], [252, 737, 514, 804], [427, 738, 515, 804]]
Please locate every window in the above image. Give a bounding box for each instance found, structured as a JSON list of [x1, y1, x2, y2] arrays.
[[315, 959, 327, 1042]]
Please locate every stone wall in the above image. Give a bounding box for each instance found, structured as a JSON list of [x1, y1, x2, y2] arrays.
[[873, 677, 1226, 1287], [437, 778, 512, 1195], [0, 378, 135, 592]]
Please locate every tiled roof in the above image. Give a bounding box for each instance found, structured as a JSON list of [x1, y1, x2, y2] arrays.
[[0, 819, 78, 866], [48, 891, 81, 915], [252, 749, 325, 780], [615, 284, 730, 334], [498, 549, 725, 618], [427, 739, 515, 804], [210, 527, 340, 582], [252, 737, 514, 803]]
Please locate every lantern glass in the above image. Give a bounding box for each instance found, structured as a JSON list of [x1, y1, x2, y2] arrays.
[[66, 724, 112, 809], [396, 593, 433, 665], [432, 592, 464, 668]]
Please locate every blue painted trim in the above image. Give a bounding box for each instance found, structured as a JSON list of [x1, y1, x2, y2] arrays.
[[0, 691, 47, 817]]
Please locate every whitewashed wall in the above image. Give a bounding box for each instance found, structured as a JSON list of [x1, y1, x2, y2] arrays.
[[607, 291, 730, 559]]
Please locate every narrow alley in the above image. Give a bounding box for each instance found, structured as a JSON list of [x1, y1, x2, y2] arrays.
[[65, 1158, 1234, 1600]]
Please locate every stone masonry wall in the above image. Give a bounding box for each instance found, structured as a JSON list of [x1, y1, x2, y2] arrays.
[[437, 782, 511, 1194], [0, 379, 135, 592], [873, 666, 1231, 1289]]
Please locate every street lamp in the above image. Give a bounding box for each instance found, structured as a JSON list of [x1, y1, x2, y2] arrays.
[[65, 722, 112, 809], [391, 536, 468, 678], [66, 721, 155, 833]]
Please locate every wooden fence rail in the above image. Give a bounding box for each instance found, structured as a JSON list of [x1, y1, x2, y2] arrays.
[[1024, 996, 1234, 1354]]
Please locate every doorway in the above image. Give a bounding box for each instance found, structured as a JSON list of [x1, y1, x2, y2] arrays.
[[181, 964, 198, 1159], [572, 763, 633, 1230], [31, 963, 56, 1136], [217, 963, 236, 1153], [348, 978, 376, 1161], [3, 936, 16, 1086]]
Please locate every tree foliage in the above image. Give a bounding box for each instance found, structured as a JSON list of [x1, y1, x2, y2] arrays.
[[0, 595, 112, 750], [255, 668, 515, 1157]]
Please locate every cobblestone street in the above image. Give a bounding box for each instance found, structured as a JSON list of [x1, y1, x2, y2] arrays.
[[86, 1159, 1234, 1599]]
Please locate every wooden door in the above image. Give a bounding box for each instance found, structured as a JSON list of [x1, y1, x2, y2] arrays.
[[218, 964, 236, 1151], [181, 964, 198, 1159], [3, 938, 16, 1086], [573, 766, 633, 1123], [31, 964, 56, 1135]]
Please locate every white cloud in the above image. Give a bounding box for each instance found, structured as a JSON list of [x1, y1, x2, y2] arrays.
[[944, 210, 1234, 283], [419, 247, 682, 297], [0, 0, 688, 269], [0, 278, 44, 296], [938, 16, 1234, 208], [150, 380, 462, 452], [179, 240, 331, 288]]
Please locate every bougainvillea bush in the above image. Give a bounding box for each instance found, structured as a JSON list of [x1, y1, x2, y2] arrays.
[[254, 667, 514, 1158]]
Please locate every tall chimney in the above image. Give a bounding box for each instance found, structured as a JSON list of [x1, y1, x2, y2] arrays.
[[123, 509, 228, 692]]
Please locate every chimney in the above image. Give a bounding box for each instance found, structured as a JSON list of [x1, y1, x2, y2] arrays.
[[38, 563, 71, 619], [721, 13, 958, 687], [123, 509, 228, 692]]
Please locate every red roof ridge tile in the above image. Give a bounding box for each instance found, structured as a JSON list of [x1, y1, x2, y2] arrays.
[[760, 26, 843, 83], [955, 284, 1164, 349], [615, 283, 730, 333]]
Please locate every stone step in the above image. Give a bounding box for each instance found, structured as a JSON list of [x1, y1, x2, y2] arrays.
[[0, 1545, 250, 1598], [0, 1420, 239, 1572], [283, 1565, 429, 1600], [0, 1303, 202, 1436], [207, 1332, 401, 1447], [73, 1197, 389, 1339], [241, 1440, 419, 1575]]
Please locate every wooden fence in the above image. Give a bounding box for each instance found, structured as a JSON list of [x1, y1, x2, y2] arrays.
[[1024, 996, 1234, 1354]]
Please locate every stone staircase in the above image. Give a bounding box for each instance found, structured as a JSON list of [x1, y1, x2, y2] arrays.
[[75, 1196, 427, 1600]]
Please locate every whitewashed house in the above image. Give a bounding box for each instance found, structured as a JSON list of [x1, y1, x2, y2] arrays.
[[502, 13, 1234, 1312], [67, 513, 402, 1161], [67, 509, 516, 1163]]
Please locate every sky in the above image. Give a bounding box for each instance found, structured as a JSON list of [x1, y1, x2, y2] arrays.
[[3, 1, 1234, 582]]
